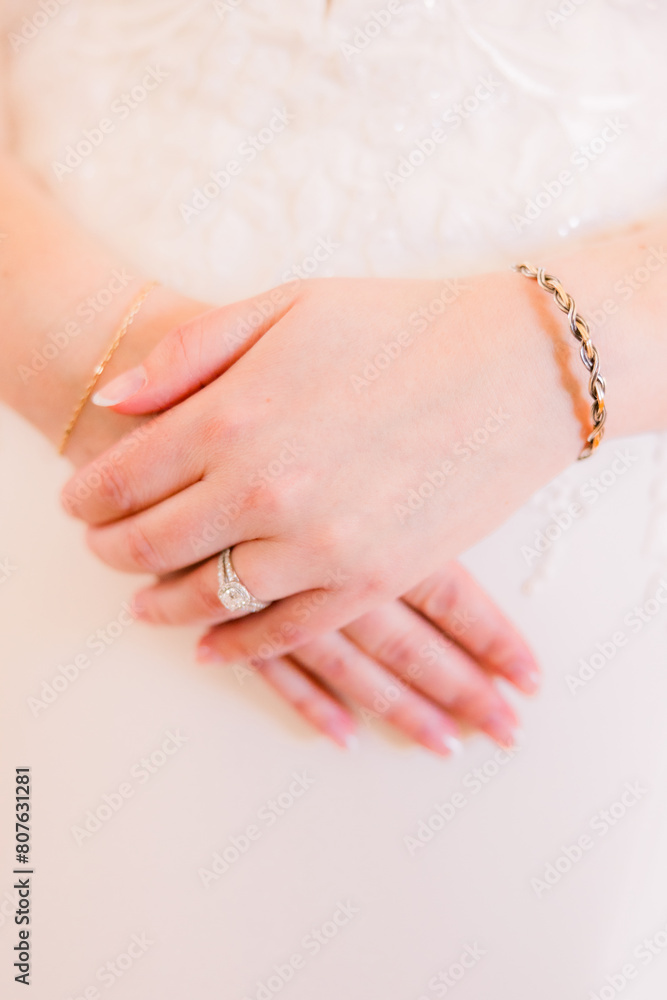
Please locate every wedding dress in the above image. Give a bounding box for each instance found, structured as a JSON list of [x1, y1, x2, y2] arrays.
[[2, 2, 667, 997]]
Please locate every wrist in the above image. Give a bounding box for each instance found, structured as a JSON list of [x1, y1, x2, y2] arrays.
[[532, 218, 667, 442], [63, 284, 210, 467]]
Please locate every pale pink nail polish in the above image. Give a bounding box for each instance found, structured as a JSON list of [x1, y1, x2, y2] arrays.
[[196, 644, 223, 664], [92, 365, 147, 406], [507, 660, 541, 694], [325, 718, 359, 750], [420, 729, 463, 757], [483, 711, 517, 748], [128, 595, 148, 620]]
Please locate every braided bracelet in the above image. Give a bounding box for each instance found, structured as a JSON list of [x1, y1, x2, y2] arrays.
[[512, 262, 606, 460]]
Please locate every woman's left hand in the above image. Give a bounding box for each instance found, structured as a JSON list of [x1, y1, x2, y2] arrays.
[[193, 558, 537, 754]]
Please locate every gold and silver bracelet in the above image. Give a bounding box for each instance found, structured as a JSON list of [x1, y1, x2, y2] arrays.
[[512, 262, 606, 460]]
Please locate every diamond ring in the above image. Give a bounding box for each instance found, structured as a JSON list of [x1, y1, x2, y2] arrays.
[[217, 548, 270, 614]]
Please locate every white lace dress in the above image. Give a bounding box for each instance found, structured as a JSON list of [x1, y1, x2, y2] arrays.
[[2, 2, 667, 998]]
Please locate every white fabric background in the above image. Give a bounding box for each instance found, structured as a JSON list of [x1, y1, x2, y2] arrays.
[[2, 1, 667, 997]]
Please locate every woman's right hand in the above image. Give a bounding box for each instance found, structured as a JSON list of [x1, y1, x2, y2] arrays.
[[63, 273, 578, 667]]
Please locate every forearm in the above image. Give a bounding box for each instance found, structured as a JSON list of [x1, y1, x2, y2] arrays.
[[0, 153, 205, 466]]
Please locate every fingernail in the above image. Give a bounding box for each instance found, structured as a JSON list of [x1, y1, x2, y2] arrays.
[[507, 660, 541, 695], [326, 718, 359, 750], [92, 365, 147, 406], [483, 711, 517, 748], [421, 729, 464, 758], [128, 596, 147, 620], [196, 644, 224, 664]]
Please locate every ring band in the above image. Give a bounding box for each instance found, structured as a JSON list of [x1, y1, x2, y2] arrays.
[[217, 549, 270, 614]]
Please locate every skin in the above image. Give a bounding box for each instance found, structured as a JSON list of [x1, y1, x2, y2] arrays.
[[0, 152, 537, 755], [63, 215, 667, 675]]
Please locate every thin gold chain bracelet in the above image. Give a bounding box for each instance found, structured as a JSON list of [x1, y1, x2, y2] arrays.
[[58, 280, 159, 455], [512, 262, 606, 460]]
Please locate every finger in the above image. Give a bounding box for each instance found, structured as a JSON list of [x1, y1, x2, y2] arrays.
[[239, 654, 358, 749], [61, 406, 207, 524], [197, 584, 373, 669], [91, 284, 299, 414], [404, 562, 540, 694], [84, 481, 235, 575], [131, 541, 323, 623], [343, 601, 518, 748], [249, 632, 462, 757]]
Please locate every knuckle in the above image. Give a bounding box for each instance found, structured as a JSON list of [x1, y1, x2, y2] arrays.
[[422, 575, 462, 621], [376, 631, 418, 672], [203, 398, 252, 450], [478, 632, 514, 667], [256, 470, 302, 522], [125, 521, 164, 572], [382, 695, 416, 728], [315, 518, 350, 557], [314, 654, 349, 684], [194, 569, 227, 619], [356, 557, 394, 602], [448, 684, 487, 719], [139, 596, 171, 626], [173, 321, 204, 380], [91, 459, 135, 515]]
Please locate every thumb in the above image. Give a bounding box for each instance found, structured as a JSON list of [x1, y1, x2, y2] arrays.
[[92, 283, 297, 415]]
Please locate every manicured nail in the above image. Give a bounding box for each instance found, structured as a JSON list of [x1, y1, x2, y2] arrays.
[[325, 718, 359, 750], [92, 365, 147, 406], [506, 659, 541, 694], [483, 711, 517, 748], [128, 595, 148, 620], [443, 734, 463, 756], [420, 729, 463, 757], [196, 644, 224, 664]]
